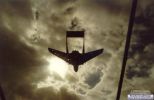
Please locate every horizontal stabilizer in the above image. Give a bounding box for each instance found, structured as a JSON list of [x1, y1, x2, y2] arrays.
[[67, 31, 84, 37]]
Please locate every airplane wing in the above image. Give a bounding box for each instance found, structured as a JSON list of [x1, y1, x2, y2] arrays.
[[48, 48, 68, 62], [80, 49, 103, 64]]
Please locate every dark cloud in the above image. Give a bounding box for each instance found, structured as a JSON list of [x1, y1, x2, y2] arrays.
[[81, 0, 130, 15], [84, 69, 103, 88], [64, 6, 77, 15], [0, 25, 48, 99], [0, 1, 47, 99], [126, 63, 152, 79], [0, 26, 45, 80], [0, 0, 32, 19]]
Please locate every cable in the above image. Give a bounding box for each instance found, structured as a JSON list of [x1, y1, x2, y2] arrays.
[[0, 85, 6, 100], [116, 0, 138, 100]]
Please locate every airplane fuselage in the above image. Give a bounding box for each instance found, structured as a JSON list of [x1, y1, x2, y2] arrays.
[[67, 51, 83, 72], [67, 51, 82, 64]]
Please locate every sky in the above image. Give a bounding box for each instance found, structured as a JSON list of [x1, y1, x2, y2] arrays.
[[0, 0, 154, 100]]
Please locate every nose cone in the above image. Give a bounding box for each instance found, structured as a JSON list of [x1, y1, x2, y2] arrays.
[[74, 65, 78, 72]]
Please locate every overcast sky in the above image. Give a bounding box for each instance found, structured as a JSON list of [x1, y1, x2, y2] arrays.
[[0, 0, 154, 100]]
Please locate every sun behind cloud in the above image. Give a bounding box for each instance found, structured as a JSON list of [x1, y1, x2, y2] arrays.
[[47, 57, 69, 78]]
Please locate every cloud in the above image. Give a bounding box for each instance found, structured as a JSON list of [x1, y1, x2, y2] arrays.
[[0, 0, 32, 18], [84, 68, 103, 88], [35, 86, 80, 100]]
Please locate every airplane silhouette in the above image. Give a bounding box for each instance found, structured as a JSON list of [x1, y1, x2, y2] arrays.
[[48, 31, 103, 72]]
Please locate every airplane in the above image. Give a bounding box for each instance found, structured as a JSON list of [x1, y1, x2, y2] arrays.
[[48, 31, 103, 72]]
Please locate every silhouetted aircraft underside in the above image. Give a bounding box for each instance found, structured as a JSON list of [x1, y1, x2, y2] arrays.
[[48, 31, 103, 72]]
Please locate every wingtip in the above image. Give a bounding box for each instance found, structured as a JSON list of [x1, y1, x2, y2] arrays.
[[99, 49, 104, 54], [100, 48, 104, 52], [48, 48, 50, 51], [48, 48, 53, 52]]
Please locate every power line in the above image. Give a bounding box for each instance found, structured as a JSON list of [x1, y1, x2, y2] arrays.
[[0, 85, 6, 100], [116, 0, 138, 100]]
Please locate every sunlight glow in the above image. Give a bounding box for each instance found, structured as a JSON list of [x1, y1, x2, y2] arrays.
[[47, 57, 69, 78]]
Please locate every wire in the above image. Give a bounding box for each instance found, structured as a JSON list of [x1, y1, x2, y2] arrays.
[[116, 0, 138, 100], [0, 85, 6, 100]]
